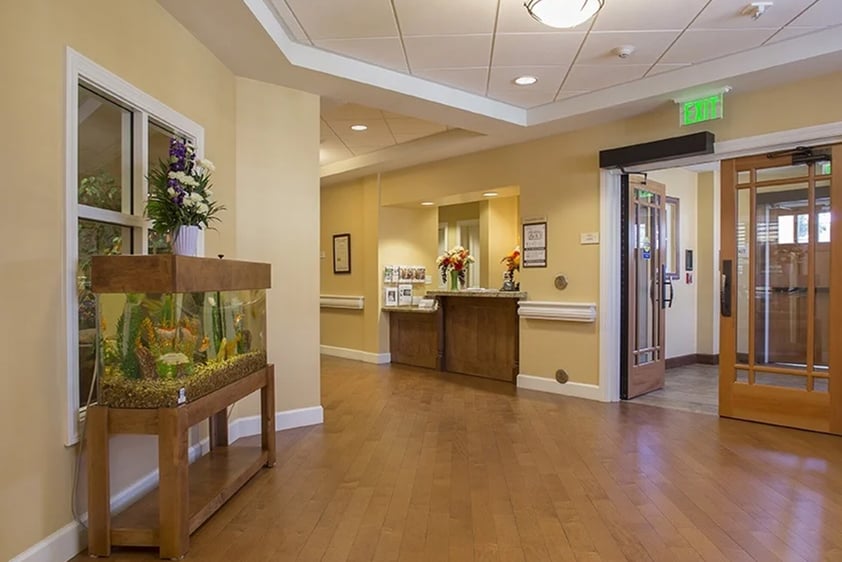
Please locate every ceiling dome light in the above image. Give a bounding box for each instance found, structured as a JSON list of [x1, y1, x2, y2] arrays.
[[513, 75, 538, 86], [421, 201, 435, 206], [524, 0, 604, 29], [350, 124, 368, 131], [482, 192, 499, 197]]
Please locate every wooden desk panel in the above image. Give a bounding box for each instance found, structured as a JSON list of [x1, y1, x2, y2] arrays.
[[442, 297, 519, 382], [389, 310, 442, 370]]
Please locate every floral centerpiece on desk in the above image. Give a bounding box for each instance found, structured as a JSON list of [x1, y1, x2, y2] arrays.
[[500, 246, 521, 291], [146, 137, 224, 255], [436, 246, 474, 291]]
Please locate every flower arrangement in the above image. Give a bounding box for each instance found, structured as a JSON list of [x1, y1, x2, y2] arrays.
[[500, 246, 521, 291], [501, 246, 521, 272], [146, 137, 224, 242], [436, 245, 474, 289]]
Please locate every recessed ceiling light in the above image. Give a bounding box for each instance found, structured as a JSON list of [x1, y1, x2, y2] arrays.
[[421, 201, 435, 206], [525, 0, 604, 29], [513, 75, 538, 86], [483, 192, 499, 197], [350, 124, 368, 131]]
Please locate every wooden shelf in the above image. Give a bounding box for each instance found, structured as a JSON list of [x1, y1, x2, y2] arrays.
[[91, 255, 271, 293], [87, 365, 276, 559], [111, 446, 268, 546]]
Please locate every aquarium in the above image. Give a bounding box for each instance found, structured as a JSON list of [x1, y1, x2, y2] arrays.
[[94, 256, 268, 408]]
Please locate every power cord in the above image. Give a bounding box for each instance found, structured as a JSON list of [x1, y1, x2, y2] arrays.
[[71, 344, 99, 530]]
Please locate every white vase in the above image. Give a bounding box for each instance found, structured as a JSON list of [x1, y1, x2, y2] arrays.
[[172, 225, 200, 256]]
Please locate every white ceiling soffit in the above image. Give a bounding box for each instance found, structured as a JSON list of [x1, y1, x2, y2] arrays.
[[242, 0, 842, 127]]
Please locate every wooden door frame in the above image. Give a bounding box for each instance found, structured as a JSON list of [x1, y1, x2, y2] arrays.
[[598, 121, 842, 403], [719, 145, 842, 434]]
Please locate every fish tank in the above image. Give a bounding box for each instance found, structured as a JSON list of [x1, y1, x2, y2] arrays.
[[91, 256, 270, 408]]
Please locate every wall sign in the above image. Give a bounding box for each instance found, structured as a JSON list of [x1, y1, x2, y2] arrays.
[[332, 233, 351, 274], [522, 221, 547, 268], [680, 93, 724, 126]]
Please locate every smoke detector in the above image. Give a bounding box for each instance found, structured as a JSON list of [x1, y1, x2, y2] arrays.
[[613, 45, 635, 59], [743, 2, 773, 19]]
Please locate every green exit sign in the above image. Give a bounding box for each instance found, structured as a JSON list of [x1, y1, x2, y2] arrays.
[[680, 93, 724, 126]]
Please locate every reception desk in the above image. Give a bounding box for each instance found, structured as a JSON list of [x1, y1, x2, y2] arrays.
[[386, 290, 525, 382]]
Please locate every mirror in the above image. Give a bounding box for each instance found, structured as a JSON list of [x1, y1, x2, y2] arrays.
[[665, 196, 680, 280]]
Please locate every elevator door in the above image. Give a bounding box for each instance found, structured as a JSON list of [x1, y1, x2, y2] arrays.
[[720, 146, 842, 434]]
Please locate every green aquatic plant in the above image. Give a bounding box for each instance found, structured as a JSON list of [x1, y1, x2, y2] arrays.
[[115, 296, 145, 379]]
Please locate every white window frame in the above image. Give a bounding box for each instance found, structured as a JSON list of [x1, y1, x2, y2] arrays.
[[65, 48, 205, 445]]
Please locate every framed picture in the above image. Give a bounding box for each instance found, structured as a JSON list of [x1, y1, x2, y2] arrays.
[[398, 284, 413, 306], [333, 233, 351, 274], [522, 221, 547, 268], [384, 286, 398, 307]]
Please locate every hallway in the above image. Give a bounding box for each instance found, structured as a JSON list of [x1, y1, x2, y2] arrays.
[[78, 356, 842, 561]]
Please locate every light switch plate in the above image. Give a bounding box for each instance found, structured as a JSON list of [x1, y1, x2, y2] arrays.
[[320, 251, 326, 259], [580, 232, 600, 245]]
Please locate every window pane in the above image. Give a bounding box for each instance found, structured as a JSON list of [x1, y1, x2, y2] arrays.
[[77, 219, 130, 405], [148, 121, 175, 254], [77, 86, 132, 212], [777, 215, 794, 244], [815, 182, 831, 370]]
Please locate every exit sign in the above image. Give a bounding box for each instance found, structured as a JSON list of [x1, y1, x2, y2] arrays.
[[680, 93, 724, 126]]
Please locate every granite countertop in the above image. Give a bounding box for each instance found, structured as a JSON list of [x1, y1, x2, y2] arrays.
[[425, 290, 527, 299], [382, 306, 438, 314]]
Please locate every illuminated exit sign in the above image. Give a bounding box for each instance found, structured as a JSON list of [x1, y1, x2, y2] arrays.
[[680, 93, 724, 126]]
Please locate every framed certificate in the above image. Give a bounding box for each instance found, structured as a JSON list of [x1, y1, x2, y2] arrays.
[[333, 233, 351, 274], [522, 221, 547, 268]]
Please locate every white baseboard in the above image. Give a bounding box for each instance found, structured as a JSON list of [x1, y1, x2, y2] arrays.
[[321, 344, 391, 364], [517, 374, 605, 402], [9, 405, 323, 562]]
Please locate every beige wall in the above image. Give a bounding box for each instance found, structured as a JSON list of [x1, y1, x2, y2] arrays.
[[697, 171, 721, 356], [0, 3, 320, 559], [234, 77, 321, 414], [319, 176, 383, 353], [649, 169, 699, 359], [486, 196, 521, 290]]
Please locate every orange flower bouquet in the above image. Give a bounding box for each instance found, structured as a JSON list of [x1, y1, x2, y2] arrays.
[[500, 246, 521, 291], [436, 246, 474, 290]]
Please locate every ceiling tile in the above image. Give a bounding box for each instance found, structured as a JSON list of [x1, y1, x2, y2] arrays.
[[766, 26, 825, 44], [488, 65, 566, 93], [488, 89, 557, 108], [405, 35, 493, 69], [789, 0, 842, 27], [352, 145, 393, 155], [577, 31, 680, 65], [268, 0, 311, 43], [562, 64, 649, 91], [285, 0, 398, 40], [556, 90, 590, 100], [647, 63, 692, 76], [691, 0, 815, 30], [394, 0, 497, 36], [320, 141, 354, 165], [329, 118, 394, 146], [497, 0, 593, 33], [393, 132, 445, 143], [322, 103, 386, 121], [386, 117, 447, 136], [314, 37, 408, 72], [659, 29, 777, 64], [492, 32, 585, 67], [592, 0, 709, 31], [412, 67, 489, 94]]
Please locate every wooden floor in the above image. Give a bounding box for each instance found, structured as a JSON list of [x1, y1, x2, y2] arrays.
[[75, 356, 842, 561]]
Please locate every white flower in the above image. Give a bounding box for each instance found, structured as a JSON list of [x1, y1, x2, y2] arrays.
[[167, 187, 176, 197], [168, 171, 177, 179], [197, 203, 209, 215], [183, 197, 195, 207], [190, 192, 203, 202], [182, 175, 198, 187], [198, 158, 215, 173]]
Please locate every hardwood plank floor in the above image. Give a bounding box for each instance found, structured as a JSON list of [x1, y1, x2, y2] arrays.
[[73, 356, 842, 561]]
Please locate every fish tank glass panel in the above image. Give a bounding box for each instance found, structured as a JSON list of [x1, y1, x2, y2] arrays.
[[96, 289, 267, 408]]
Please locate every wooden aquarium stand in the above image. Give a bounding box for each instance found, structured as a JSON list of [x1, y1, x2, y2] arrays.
[[87, 364, 276, 559]]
